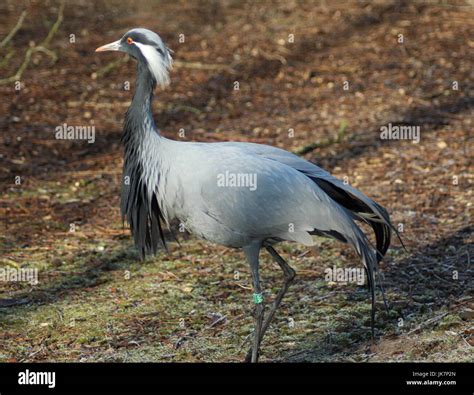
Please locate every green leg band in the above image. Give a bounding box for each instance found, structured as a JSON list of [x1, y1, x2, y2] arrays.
[[253, 293, 264, 304]]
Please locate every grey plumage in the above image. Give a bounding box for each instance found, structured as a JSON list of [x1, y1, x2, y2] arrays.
[[96, 28, 401, 362]]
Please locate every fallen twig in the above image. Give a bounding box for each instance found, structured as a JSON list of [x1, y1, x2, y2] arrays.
[[293, 120, 347, 156], [253, 47, 287, 65], [174, 60, 235, 74], [0, 49, 15, 68], [94, 55, 130, 79], [407, 312, 449, 335], [41, 3, 64, 48], [0, 2, 64, 85], [0, 10, 27, 49]]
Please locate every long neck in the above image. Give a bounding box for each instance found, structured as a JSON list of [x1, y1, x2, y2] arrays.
[[120, 63, 169, 257], [122, 62, 159, 146]]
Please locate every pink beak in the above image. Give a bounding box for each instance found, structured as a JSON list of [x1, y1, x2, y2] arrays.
[[95, 39, 121, 52]]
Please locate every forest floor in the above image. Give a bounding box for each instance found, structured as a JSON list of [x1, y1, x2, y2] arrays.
[[0, 0, 472, 362]]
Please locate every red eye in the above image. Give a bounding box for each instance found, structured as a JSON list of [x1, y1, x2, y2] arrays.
[[127, 37, 133, 44]]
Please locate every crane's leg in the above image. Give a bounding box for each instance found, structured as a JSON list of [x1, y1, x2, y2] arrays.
[[245, 245, 296, 362], [243, 243, 264, 363]]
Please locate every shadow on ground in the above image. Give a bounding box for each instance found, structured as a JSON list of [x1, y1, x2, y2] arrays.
[[282, 225, 473, 362]]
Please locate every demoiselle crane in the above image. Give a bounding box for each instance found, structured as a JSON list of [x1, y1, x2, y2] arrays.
[[96, 28, 401, 362]]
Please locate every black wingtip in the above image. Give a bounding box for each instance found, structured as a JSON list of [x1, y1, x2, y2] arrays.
[[388, 220, 408, 253], [398, 233, 409, 253]]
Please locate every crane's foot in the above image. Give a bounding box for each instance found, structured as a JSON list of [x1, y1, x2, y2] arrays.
[[240, 331, 259, 362], [244, 347, 258, 363]]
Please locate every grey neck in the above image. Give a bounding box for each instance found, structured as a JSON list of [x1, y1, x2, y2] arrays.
[[123, 62, 159, 146]]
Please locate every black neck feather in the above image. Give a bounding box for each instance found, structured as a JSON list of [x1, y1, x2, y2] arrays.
[[120, 61, 167, 259]]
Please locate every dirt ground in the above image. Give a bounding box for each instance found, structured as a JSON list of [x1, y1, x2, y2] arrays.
[[0, 0, 472, 362]]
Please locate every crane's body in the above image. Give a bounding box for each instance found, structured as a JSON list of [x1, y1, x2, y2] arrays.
[[127, 136, 377, 250], [96, 28, 399, 362]]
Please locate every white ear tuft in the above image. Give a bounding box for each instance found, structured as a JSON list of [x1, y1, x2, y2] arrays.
[[134, 42, 173, 88]]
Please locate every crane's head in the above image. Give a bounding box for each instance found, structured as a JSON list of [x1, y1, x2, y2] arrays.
[[95, 28, 173, 88]]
